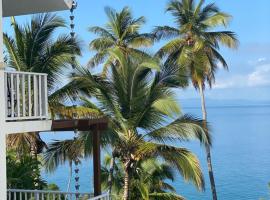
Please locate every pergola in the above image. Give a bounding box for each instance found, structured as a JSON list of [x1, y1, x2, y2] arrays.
[[51, 118, 109, 196]]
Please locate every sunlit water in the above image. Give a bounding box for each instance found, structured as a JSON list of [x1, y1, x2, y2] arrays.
[[41, 104, 270, 200]]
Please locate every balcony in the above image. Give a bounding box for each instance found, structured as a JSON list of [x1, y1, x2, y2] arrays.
[[1, 70, 109, 199], [4, 71, 49, 121]]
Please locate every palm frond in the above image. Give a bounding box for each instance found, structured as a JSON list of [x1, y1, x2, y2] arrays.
[[146, 114, 211, 146], [137, 143, 205, 191], [153, 26, 180, 40]]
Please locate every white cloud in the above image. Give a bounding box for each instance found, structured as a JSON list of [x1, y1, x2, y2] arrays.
[[213, 59, 270, 89], [258, 57, 266, 62], [248, 64, 270, 87]]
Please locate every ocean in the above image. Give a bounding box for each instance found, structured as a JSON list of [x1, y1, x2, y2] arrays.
[[41, 101, 270, 200]]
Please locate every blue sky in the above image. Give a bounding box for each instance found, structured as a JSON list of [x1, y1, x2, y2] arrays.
[[4, 0, 270, 101]]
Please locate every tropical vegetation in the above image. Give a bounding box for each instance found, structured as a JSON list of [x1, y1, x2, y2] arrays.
[[68, 49, 211, 200], [4, 13, 81, 157], [7, 150, 46, 190], [101, 154, 185, 200], [5, 0, 238, 199], [153, 0, 238, 199], [88, 6, 154, 75]]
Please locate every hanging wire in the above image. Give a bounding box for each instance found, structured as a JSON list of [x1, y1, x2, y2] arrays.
[[70, 0, 79, 137], [70, 1, 80, 198]]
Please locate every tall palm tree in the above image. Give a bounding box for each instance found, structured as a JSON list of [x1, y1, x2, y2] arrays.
[[153, 1, 238, 199], [72, 50, 211, 200], [4, 13, 81, 156], [88, 6, 154, 74]]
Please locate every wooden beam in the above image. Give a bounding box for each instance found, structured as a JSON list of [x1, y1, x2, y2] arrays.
[[51, 118, 108, 132], [93, 128, 101, 196]]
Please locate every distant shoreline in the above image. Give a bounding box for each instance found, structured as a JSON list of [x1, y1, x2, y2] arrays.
[[182, 104, 270, 109]]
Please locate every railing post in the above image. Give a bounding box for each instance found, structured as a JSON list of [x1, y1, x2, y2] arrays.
[[0, 70, 7, 200]]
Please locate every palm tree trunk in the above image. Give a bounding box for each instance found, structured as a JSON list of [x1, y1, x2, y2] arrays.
[[108, 156, 115, 194], [122, 167, 130, 200], [198, 82, 218, 200]]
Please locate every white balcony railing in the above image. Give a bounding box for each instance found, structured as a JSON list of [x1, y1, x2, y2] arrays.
[[4, 71, 49, 121], [7, 189, 110, 200]]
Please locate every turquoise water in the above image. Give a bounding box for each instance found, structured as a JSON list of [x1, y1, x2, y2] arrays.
[[41, 104, 270, 200]]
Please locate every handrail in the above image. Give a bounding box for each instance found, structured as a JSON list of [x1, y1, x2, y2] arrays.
[[5, 70, 48, 76], [7, 189, 90, 195]]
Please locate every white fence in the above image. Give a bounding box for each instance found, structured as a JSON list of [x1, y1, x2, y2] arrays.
[[4, 71, 49, 121], [7, 189, 110, 200]]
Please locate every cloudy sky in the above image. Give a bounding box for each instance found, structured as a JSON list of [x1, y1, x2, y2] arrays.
[[4, 0, 270, 101]]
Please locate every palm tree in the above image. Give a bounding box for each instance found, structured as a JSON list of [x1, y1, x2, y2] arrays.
[[43, 131, 116, 193], [102, 155, 185, 200], [4, 13, 81, 156], [71, 50, 211, 200], [88, 6, 154, 74], [6, 132, 47, 158], [43, 139, 84, 194], [153, 1, 238, 199]]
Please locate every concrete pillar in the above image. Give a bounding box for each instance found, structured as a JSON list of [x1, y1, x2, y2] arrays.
[[0, 0, 4, 66], [0, 70, 7, 199], [0, 132, 6, 200], [0, 0, 6, 196]]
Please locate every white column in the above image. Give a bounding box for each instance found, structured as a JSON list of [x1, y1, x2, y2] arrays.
[[0, 0, 4, 67], [0, 70, 7, 200], [0, 132, 6, 200], [0, 0, 6, 197]]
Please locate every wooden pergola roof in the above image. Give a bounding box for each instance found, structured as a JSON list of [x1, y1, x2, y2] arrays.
[[51, 118, 108, 132]]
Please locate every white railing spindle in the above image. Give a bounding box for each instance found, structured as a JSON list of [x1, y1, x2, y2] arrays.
[[28, 74, 32, 117], [33, 74, 38, 117], [10, 74, 14, 118], [4, 73, 8, 118], [38, 75, 42, 117], [44, 75, 48, 117], [16, 74, 20, 117], [22, 75, 26, 117]]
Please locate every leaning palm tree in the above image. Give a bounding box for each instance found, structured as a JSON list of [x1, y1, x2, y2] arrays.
[[71, 50, 211, 200], [88, 6, 154, 74], [4, 13, 81, 156], [153, 1, 238, 199]]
